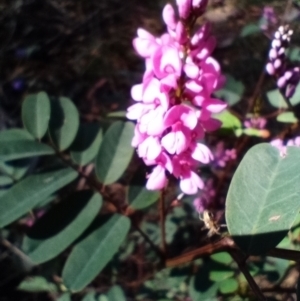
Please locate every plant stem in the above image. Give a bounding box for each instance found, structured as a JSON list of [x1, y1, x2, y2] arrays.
[[166, 236, 235, 267], [230, 249, 267, 301], [159, 189, 167, 257], [132, 223, 164, 262]]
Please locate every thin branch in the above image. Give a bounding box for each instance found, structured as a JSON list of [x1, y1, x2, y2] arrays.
[[166, 236, 235, 267], [267, 247, 300, 262], [159, 189, 167, 257], [132, 223, 164, 263], [230, 249, 267, 301]]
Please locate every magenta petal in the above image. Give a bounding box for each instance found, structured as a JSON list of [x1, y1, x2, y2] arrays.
[[161, 132, 177, 154], [180, 171, 204, 195], [146, 165, 167, 190], [176, 0, 192, 19], [202, 118, 222, 131], [131, 126, 147, 147], [191, 143, 213, 163], [131, 84, 143, 101], [133, 29, 158, 58], [162, 4, 176, 30], [202, 98, 227, 113], [184, 63, 199, 79], [164, 105, 197, 130], [138, 136, 162, 160]]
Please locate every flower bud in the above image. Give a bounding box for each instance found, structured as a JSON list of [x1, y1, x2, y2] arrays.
[[176, 0, 192, 19]]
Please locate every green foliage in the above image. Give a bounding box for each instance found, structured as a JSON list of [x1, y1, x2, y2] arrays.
[[128, 185, 159, 210], [266, 85, 300, 108], [0, 167, 77, 227], [58, 293, 71, 301], [17, 276, 57, 292], [62, 214, 131, 292], [22, 92, 51, 139], [0, 140, 54, 161], [214, 74, 245, 106], [240, 23, 261, 37], [49, 97, 80, 151], [22, 190, 102, 264], [107, 285, 126, 301], [226, 143, 300, 255], [71, 124, 103, 166], [213, 110, 242, 130], [276, 112, 298, 123], [96, 121, 134, 185]]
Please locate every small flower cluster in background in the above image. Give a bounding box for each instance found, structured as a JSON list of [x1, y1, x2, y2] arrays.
[[266, 25, 300, 98], [126, 0, 226, 195], [259, 6, 278, 32]]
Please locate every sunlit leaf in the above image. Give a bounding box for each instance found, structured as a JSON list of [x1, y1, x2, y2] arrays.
[[276, 112, 298, 123], [210, 252, 232, 265], [18, 276, 57, 292], [226, 143, 300, 255], [218, 278, 238, 294], [266, 85, 300, 108], [213, 110, 242, 129], [62, 214, 131, 292], [96, 121, 134, 185], [23, 191, 102, 264], [22, 91, 51, 139], [0, 168, 77, 227]]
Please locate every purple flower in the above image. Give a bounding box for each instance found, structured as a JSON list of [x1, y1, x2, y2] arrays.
[[127, 1, 226, 194]]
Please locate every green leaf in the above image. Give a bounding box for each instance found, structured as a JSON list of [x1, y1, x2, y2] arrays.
[[22, 190, 102, 264], [189, 261, 219, 301], [82, 292, 97, 301], [17, 276, 57, 292], [96, 121, 134, 185], [213, 110, 242, 129], [266, 85, 300, 108], [22, 91, 51, 139], [287, 46, 300, 62], [209, 269, 234, 282], [214, 74, 245, 106], [210, 252, 232, 265], [0, 129, 34, 141], [240, 23, 261, 37], [0, 175, 13, 186], [0, 159, 33, 181], [225, 143, 300, 255], [218, 278, 238, 294], [128, 185, 159, 210], [70, 124, 103, 166], [107, 285, 126, 301], [0, 168, 77, 227], [58, 293, 71, 301], [49, 97, 79, 151], [276, 112, 298, 123], [107, 111, 127, 118], [62, 214, 131, 292], [0, 140, 54, 161]]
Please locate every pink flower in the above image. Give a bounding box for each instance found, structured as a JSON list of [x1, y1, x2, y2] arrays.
[[146, 165, 168, 190], [180, 171, 204, 195], [127, 0, 225, 195]]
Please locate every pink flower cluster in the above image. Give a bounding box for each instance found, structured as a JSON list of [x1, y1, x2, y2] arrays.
[[127, 0, 226, 195]]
